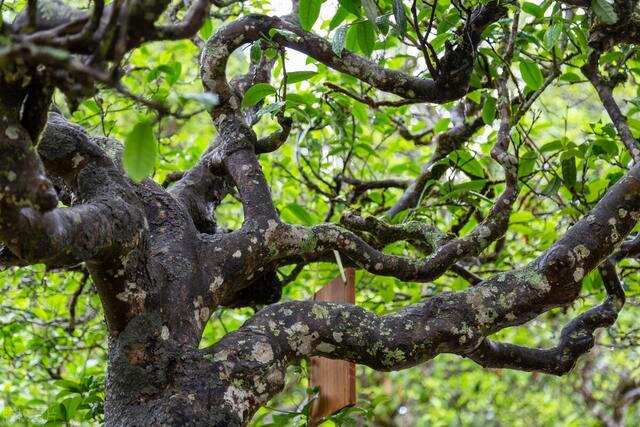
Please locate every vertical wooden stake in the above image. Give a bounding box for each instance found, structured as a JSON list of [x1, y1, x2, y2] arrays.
[[309, 268, 356, 425]]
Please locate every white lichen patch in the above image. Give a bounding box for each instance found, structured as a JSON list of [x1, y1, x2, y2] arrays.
[[266, 365, 284, 388], [193, 296, 210, 328], [332, 332, 343, 343], [210, 276, 224, 292], [477, 225, 491, 239], [573, 268, 584, 282], [286, 322, 317, 354], [466, 288, 494, 326], [250, 342, 274, 364], [514, 267, 550, 292], [232, 250, 242, 258], [71, 153, 85, 168], [214, 348, 232, 362], [573, 245, 590, 260], [116, 282, 147, 308], [160, 326, 170, 341], [223, 385, 251, 422], [264, 219, 280, 242], [254, 377, 267, 394], [404, 320, 414, 330], [452, 322, 475, 344], [475, 306, 497, 325], [5, 126, 19, 140]]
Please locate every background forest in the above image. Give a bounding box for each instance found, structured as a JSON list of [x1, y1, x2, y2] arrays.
[[1, 0, 639, 425]]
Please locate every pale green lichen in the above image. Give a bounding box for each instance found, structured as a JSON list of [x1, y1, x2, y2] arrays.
[[382, 348, 406, 366], [316, 342, 336, 353], [512, 266, 550, 292], [311, 304, 329, 320], [573, 245, 590, 260]]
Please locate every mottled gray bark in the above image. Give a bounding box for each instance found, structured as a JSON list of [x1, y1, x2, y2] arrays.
[[2, 1, 640, 426]]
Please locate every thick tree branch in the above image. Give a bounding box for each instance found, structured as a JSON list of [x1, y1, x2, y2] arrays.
[[467, 261, 625, 375], [200, 3, 506, 106], [201, 160, 640, 422], [151, 0, 212, 41], [0, 107, 145, 264]]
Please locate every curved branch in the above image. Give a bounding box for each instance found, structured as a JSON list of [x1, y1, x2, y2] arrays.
[[172, 38, 281, 232], [201, 162, 640, 422], [265, 79, 518, 283], [582, 50, 640, 162], [200, 3, 505, 106], [0, 111, 144, 268], [467, 261, 625, 375], [150, 0, 212, 41]]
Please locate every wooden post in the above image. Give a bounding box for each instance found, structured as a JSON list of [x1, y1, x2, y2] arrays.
[[309, 268, 356, 425]]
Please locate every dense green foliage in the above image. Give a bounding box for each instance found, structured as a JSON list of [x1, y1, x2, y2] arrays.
[[1, 0, 640, 425]]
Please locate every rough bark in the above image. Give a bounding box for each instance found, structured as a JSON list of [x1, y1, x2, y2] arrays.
[[1, 1, 640, 426]]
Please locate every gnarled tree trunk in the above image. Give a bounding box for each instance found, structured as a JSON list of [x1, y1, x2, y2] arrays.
[[2, 0, 640, 425]]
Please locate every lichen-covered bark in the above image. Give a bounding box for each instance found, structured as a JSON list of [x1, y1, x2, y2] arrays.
[[2, 1, 640, 426]]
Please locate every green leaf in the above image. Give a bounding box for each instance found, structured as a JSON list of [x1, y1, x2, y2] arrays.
[[339, 0, 361, 16], [522, 2, 544, 18], [329, 6, 349, 30], [332, 25, 349, 57], [265, 47, 278, 60], [199, 19, 213, 40], [62, 396, 82, 419], [356, 20, 376, 57], [250, 43, 262, 63], [542, 176, 562, 196], [519, 150, 538, 177], [287, 70, 318, 84], [482, 96, 497, 124], [361, 0, 380, 28], [285, 202, 315, 225], [123, 121, 157, 182], [448, 150, 485, 178], [543, 23, 562, 51], [592, 0, 618, 25], [467, 89, 482, 104], [147, 63, 181, 85], [561, 157, 577, 189], [299, 0, 323, 31], [434, 118, 450, 133], [519, 60, 544, 90], [393, 0, 407, 38], [241, 83, 276, 108], [54, 380, 82, 392]]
